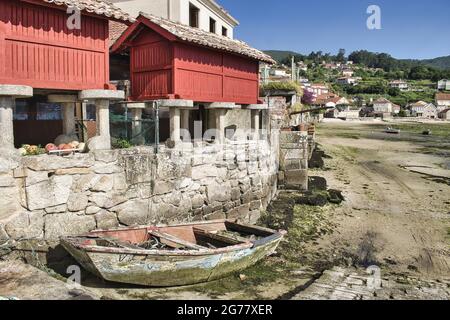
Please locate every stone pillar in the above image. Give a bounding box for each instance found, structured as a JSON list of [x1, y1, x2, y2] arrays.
[[181, 109, 190, 131], [0, 85, 33, 149], [244, 104, 269, 141], [251, 110, 260, 140], [48, 95, 78, 135], [157, 99, 194, 147], [214, 109, 227, 143], [131, 108, 143, 144], [79, 90, 125, 151], [96, 99, 110, 140], [169, 107, 181, 144]]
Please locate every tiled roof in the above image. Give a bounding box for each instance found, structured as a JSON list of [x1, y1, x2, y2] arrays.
[[41, 0, 134, 22], [374, 98, 392, 104], [109, 20, 129, 47], [135, 12, 275, 64], [436, 93, 450, 100]]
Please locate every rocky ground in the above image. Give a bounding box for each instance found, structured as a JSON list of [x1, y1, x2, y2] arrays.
[[1, 120, 449, 300]]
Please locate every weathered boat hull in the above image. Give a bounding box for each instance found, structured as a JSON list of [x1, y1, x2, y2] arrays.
[[61, 220, 285, 287], [62, 236, 282, 287]]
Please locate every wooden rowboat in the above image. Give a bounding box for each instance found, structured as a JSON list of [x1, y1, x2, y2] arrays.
[[61, 219, 286, 287], [385, 127, 401, 134]]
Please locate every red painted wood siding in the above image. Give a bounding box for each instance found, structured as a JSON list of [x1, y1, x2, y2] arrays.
[[0, 0, 109, 90], [128, 27, 260, 104], [174, 43, 259, 104], [130, 30, 173, 100]]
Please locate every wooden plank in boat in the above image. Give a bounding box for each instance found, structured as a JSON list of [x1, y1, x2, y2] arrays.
[[224, 221, 274, 237], [193, 227, 247, 245], [149, 230, 206, 250]]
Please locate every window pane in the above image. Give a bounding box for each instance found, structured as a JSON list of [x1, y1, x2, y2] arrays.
[[36, 103, 62, 120], [14, 101, 29, 120]]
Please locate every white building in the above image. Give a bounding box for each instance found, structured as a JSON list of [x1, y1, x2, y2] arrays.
[[310, 83, 329, 96], [409, 101, 437, 119], [436, 93, 450, 110], [336, 77, 357, 86], [438, 79, 450, 91], [114, 0, 239, 38], [373, 98, 396, 114], [389, 80, 409, 91]]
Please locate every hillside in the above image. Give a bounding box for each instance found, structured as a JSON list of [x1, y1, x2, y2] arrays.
[[418, 56, 450, 70], [264, 50, 450, 71], [264, 50, 299, 64]]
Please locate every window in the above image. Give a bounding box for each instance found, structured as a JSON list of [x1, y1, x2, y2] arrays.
[[222, 26, 228, 37], [209, 17, 216, 33], [189, 3, 199, 28]]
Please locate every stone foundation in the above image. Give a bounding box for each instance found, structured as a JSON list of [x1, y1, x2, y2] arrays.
[[0, 139, 278, 240], [278, 131, 309, 191]]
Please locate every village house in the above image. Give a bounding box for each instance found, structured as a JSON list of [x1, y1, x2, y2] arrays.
[[310, 83, 329, 96], [437, 79, 450, 91], [436, 93, 450, 111], [372, 98, 400, 116], [389, 80, 409, 91], [438, 108, 450, 120], [408, 101, 437, 119], [341, 68, 354, 77], [114, 0, 238, 38], [336, 77, 358, 86]]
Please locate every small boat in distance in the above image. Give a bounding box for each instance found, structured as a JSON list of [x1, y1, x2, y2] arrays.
[[61, 219, 286, 287], [385, 127, 401, 134], [422, 129, 432, 136]]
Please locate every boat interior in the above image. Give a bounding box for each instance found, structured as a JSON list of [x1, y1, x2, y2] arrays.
[[75, 220, 278, 251]]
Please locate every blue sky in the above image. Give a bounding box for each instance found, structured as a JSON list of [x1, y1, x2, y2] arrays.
[[218, 0, 450, 59]]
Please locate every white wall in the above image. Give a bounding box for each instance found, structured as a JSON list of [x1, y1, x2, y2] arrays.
[[178, 0, 234, 38], [114, 0, 235, 38]]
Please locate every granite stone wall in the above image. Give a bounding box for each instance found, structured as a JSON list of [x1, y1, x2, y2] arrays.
[[0, 138, 279, 240]]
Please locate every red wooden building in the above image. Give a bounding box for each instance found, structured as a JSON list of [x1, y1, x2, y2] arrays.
[[111, 13, 275, 105], [0, 0, 132, 90], [0, 0, 132, 148]]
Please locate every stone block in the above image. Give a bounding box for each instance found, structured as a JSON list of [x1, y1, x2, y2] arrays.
[[0, 173, 15, 187], [44, 204, 67, 214], [44, 212, 96, 239], [191, 194, 205, 209], [25, 175, 73, 211], [89, 192, 127, 209], [21, 154, 94, 171], [5, 211, 44, 239], [192, 164, 218, 180], [86, 206, 101, 215], [285, 170, 308, 191], [93, 150, 119, 163], [90, 175, 114, 192], [95, 210, 119, 230], [226, 203, 250, 219], [67, 193, 89, 212], [117, 200, 149, 226], [153, 180, 175, 195], [207, 181, 231, 203]]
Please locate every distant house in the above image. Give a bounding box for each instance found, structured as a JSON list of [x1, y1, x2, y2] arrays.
[[342, 69, 354, 77], [270, 68, 288, 77], [409, 101, 437, 119], [373, 98, 397, 114], [436, 93, 450, 110], [310, 83, 329, 96], [389, 80, 409, 91], [437, 79, 450, 91], [336, 77, 358, 86], [438, 108, 450, 120]]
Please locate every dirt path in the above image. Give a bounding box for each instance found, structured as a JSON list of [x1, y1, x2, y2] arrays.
[[309, 122, 450, 281]]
